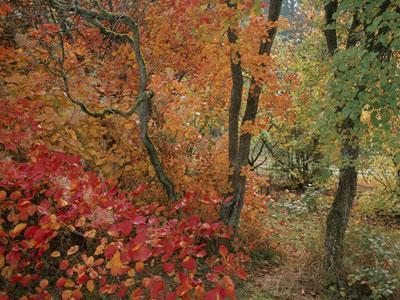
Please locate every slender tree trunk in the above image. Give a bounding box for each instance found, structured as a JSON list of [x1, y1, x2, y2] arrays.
[[138, 96, 177, 200], [130, 37, 177, 200], [221, 0, 283, 229], [324, 118, 359, 283]]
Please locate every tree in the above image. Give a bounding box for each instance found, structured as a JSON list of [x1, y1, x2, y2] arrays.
[[220, 0, 284, 229], [322, 0, 399, 285], [48, 0, 177, 200]]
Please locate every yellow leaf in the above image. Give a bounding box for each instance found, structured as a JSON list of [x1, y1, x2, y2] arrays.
[[128, 268, 136, 277], [95, 157, 107, 166], [94, 243, 105, 256], [109, 250, 128, 276], [110, 251, 123, 268], [124, 278, 135, 287], [67, 245, 79, 256], [51, 251, 61, 258], [10, 223, 27, 237], [124, 122, 134, 129], [87, 280, 95, 292], [64, 279, 75, 288], [1, 266, 12, 279]]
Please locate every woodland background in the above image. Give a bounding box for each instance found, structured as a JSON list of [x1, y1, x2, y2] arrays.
[[0, 0, 399, 299]]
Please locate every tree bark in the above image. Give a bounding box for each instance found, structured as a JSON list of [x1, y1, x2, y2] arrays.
[[221, 0, 283, 229], [324, 119, 359, 283]]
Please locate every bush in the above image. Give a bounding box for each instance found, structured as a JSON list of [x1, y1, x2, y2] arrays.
[[344, 227, 400, 299], [0, 146, 248, 299], [0, 97, 247, 299]]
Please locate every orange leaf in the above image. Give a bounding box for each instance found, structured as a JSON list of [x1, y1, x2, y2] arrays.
[[87, 280, 95, 292], [135, 261, 144, 273], [39, 279, 49, 289], [10, 223, 27, 237], [51, 251, 61, 257]]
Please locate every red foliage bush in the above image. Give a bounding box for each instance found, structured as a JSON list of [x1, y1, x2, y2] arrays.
[[0, 98, 247, 299]]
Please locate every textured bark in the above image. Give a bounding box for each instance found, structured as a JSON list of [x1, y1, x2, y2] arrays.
[[324, 119, 359, 283], [397, 168, 400, 198], [221, 0, 283, 229], [130, 36, 177, 200], [227, 27, 243, 192]]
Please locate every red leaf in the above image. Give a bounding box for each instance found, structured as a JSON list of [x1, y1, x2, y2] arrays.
[[224, 195, 235, 203], [132, 184, 147, 196], [206, 273, 217, 282], [104, 244, 118, 258], [77, 273, 89, 284], [166, 291, 177, 300], [118, 220, 132, 236], [59, 260, 69, 270], [132, 215, 146, 225], [218, 245, 229, 257], [0, 190, 6, 201], [6, 251, 20, 267], [10, 191, 22, 200], [162, 262, 175, 276], [196, 249, 207, 257], [41, 23, 59, 33], [56, 277, 67, 288], [205, 288, 220, 300], [181, 256, 196, 271], [147, 276, 165, 299], [213, 265, 225, 273], [187, 215, 200, 227], [131, 244, 152, 262], [236, 268, 248, 280], [130, 288, 143, 300]]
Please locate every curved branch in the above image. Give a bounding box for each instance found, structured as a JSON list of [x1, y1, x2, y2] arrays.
[[50, 1, 177, 200]]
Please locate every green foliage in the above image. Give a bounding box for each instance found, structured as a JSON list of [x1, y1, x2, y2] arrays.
[[264, 28, 332, 190], [345, 227, 400, 299]]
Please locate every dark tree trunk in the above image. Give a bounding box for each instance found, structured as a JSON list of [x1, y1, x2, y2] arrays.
[[221, 0, 283, 230], [324, 119, 359, 283]]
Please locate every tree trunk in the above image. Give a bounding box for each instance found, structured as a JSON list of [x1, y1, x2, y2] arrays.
[[324, 119, 359, 283], [220, 0, 283, 230], [138, 96, 177, 200]]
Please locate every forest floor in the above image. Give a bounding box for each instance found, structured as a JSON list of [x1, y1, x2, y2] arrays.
[[236, 183, 400, 299]]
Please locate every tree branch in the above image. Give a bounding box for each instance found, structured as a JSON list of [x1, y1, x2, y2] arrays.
[[50, 1, 177, 200]]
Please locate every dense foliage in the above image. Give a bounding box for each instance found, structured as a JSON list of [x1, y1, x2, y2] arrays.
[[0, 0, 399, 299]]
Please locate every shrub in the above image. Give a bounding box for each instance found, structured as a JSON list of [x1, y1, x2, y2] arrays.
[[344, 228, 400, 299]]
